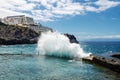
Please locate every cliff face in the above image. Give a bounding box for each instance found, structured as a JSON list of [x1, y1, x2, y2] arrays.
[[0, 22, 39, 45], [0, 22, 79, 45]]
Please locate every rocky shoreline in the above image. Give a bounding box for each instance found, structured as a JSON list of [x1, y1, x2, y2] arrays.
[[0, 22, 79, 45], [83, 53, 120, 73]]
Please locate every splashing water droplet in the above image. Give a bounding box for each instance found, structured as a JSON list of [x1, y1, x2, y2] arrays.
[[37, 31, 91, 59]]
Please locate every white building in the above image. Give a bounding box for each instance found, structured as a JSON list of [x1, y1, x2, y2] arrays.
[[0, 15, 53, 33], [1, 15, 34, 26]]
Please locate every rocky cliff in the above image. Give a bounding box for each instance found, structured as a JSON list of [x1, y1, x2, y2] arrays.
[[0, 22, 79, 45], [0, 22, 39, 45]]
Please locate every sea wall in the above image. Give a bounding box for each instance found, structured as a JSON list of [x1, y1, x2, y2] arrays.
[[83, 54, 120, 73]]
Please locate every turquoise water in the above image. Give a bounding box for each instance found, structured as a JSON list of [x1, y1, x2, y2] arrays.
[[81, 41, 120, 54], [0, 44, 37, 54], [0, 42, 120, 80]]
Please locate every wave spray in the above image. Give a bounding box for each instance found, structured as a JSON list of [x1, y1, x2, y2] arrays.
[[37, 32, 91, 59]]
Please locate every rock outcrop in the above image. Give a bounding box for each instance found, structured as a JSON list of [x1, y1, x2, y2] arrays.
[[0, 22, 39, 45], [111, 53, 120, 59], [64, 33, 79, 44], [83, 53, 120, 73], [0, 22, 79, 45]]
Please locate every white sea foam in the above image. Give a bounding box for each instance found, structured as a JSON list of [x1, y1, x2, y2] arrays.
[[37, 31, 91, 59]]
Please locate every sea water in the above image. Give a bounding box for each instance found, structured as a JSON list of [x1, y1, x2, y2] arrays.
[[0, 43, 120, 80], [0, 33, 120, 80]]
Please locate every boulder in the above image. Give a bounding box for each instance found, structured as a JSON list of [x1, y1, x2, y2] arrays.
[[64, 33, 79, 44]]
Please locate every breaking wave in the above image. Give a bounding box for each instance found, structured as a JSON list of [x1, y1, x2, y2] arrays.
[[37, 31, 91, 59]]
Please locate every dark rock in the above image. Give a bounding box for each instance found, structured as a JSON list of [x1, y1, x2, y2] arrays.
[[111, 53, 120, 59], [83, 54, 120, 73], [0, 22, 79, 45], [64, 33, 79, 44], [0, 22, 39, 45]]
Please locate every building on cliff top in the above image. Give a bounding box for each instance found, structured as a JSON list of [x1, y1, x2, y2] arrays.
[[1, 15, 34, 26], [0, 15, 53, 33]]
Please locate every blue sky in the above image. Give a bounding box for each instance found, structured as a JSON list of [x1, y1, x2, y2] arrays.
[[42, 5, 120, 40], [0, 0, 120, 40]]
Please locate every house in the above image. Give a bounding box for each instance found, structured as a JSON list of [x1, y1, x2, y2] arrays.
[[1, 15, 34, 26], [0, 15, 53, 34]]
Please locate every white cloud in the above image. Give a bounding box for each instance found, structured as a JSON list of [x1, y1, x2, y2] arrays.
[[85, 6, 97, 12], [0, 0, 120, 21], [85, 35, 120, 39], [70, 32, 120, 40], [0, 8, 27, 18], [94, 0, 120, 12], [85, 0, 120, 12], [77, 34, 120, 40]]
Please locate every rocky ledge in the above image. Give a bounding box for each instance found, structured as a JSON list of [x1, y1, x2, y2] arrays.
[[83, 53, 120, 73]]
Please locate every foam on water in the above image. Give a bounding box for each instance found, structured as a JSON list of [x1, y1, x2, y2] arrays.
[[37, 31, 91, 59]]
